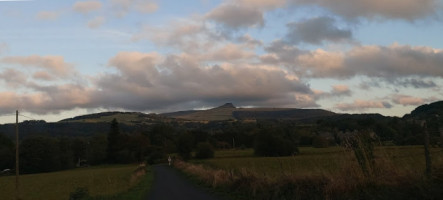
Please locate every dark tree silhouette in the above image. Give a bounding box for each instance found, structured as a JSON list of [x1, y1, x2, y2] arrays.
[[107, 118, 121, 163]]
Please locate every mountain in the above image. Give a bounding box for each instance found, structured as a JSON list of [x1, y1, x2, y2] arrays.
[[162, 103, 336, 121], [60, 111, 167, 125], [403, 101, 443, 120]]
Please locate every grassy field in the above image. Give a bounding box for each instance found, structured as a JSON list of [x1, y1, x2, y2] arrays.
[[194, 146, 443, 178], [0, 164, 152, 200], [178, 146, 443, 199]]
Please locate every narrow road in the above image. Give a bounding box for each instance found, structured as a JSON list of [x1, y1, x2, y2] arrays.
[[146, 164, 225, 200]]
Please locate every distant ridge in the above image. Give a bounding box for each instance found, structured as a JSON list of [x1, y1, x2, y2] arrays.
[[218, 103, 236, 109], [163, 103, 336, 121]]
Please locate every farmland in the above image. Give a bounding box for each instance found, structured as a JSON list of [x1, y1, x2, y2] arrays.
[[176, 146, 443, 199], [195, 146, 443, 177], [0, 164, 152, 200]]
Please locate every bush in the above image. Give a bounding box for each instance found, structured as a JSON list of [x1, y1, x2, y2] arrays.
[[146, 148, 167, 164], [312, 136, 329, 148], [69, 187, 89, 200], [195, 142, 214, 159], [177, 133, 194, 161], [254, 132, 298, 157]]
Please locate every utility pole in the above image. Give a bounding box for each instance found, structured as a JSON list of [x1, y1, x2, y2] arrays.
[[15, 110, 20, 200]]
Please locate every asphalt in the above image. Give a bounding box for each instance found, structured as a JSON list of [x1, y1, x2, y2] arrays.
[[145, 164, 225, 200]]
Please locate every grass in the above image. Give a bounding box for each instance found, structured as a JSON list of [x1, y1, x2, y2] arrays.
[[0, 164, 153, 200], [195, 146, 443, 177], [177, 146, 443, 199]]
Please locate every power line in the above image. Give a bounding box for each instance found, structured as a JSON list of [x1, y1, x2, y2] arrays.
[[18, 114, 41, 121]]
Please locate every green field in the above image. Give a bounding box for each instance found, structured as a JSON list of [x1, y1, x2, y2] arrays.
[[0, 164, 152, 200], [179, 146, 443, 199], [194, 146, 443, 178]]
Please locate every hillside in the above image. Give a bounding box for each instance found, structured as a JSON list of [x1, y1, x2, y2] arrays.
[[404, 101, 443, 120], [164, 103, 337, 121], [60, 111, 165, 125]]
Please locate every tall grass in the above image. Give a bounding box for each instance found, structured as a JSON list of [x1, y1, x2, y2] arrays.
[[176, 146, 443, 199], [0, 164, 152, 200]]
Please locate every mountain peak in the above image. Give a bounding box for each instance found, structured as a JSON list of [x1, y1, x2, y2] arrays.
[[217, 103, 236, 109]]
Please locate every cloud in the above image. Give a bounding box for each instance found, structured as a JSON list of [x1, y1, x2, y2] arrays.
[[73, 1, 102, 14], [205, 43, 255, 61], [392, 95, 426, 106], [335, 99, 392, 111], [266, 43, 443, 79], [1, 55, 74, 77], [135, 1, 158, 13], [236, 0, 286, 9], [285, 16, 352, 45], [87, 16, 105, 28], [0, 42, 8, 54], [0, 68, 27, 88], [331, 85, 351, 96], [206, 4, 264, 29], [36, 11, 60, 20], [392, 78, 437, 89], [0, 84, 96, 114], [92, 51, 315, 111], [290, 0, 440, 20], [111, 0, 158, 17]]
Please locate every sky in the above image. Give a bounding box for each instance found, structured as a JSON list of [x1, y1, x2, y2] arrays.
[[1, 0, 443, 123]]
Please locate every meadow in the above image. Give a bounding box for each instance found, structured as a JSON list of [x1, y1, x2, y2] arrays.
[[195, 146, 443, 177], [0, 164, 152, 200], [177, 146, 443, 199]]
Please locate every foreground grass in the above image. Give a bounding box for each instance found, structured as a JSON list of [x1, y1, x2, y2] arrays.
[[0, 164, 152, 200], [178, 146, 443, 199], [196, 146, 443, 177]]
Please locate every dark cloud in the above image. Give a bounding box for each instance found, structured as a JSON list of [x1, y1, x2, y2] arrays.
[[289, 0, 440, 21], [206, 4, 264, 29], [92, 51, 315, 112], [392, 78, 437, 88], [285, 16, 352, 45]]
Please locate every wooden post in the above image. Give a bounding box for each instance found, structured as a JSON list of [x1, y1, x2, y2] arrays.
[[423, 122, 432, 179], [15, 110, 20, 200]]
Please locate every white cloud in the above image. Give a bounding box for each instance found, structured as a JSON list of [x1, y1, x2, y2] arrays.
[[87, 16, 106, 28], [267, 43, 443, 79], [73, 1, 102, 14], [392, 95, 428, 106], [335, 99, 392, 111], [110, 0, 158, 17], [36, 11, 60, 20], [0, 42, 8, 55], [1, 55, 74, 77]]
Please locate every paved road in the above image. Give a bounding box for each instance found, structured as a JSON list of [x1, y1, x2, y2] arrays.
[[146, 164, 225, 200]]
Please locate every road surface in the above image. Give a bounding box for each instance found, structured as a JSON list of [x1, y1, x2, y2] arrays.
[[146, 164, 225, 200]]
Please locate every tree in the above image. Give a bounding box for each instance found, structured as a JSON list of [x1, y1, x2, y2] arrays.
[[195, 142, 214, 159], [177, 133, 194, 160], [87, 134, 107, 165], [254, 128, 299, 157], [107, 118, 121, 163], [0, 133, 14, 170], [20, 136, 61, 173]]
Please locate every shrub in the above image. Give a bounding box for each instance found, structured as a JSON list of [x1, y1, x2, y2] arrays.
[[254, 132, 298, 157], [69, 187, 89, 200], [177, 133, 194, 161], [312, 136, 329, 148], [195, 142, 214, 159]]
